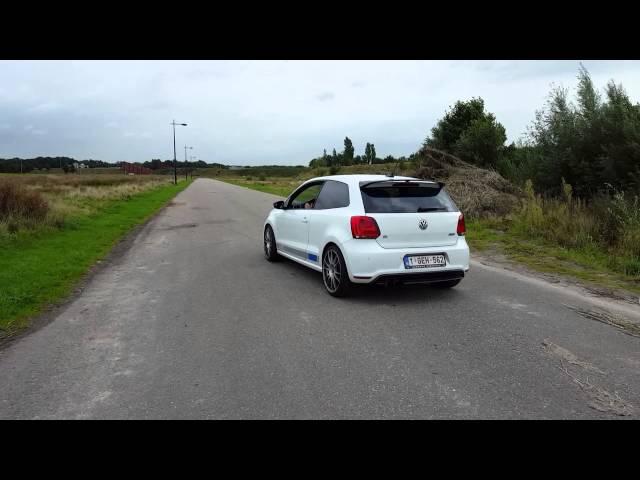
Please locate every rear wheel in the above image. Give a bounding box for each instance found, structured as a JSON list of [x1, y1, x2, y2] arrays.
[[264, 225, 279, 262], [322, 245, 352, 297], [432, 279, 461, 288]]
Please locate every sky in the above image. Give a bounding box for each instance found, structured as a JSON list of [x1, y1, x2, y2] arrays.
[[1, 60, 640, 166]]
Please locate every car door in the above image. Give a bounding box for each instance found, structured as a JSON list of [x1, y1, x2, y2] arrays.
[[277, 181, 324, 260], [306, 180, 351, 263]]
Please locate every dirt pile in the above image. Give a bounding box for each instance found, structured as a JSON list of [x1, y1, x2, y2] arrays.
[[412, 147, 521, 218]]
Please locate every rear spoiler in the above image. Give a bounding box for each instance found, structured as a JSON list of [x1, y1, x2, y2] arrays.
[[360, 179, 445, 189]]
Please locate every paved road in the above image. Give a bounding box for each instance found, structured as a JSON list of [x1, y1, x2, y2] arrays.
[[1, 178, 640, 419]]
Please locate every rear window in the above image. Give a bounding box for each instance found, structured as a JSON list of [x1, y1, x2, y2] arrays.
[[360, 181, 457, 213]]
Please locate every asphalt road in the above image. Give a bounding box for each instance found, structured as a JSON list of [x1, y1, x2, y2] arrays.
[[1, 178, 639, 419]]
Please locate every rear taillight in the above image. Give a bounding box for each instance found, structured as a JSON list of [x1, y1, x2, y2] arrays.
[[351, 216, 380, 239], [457, 213, 466, 236]]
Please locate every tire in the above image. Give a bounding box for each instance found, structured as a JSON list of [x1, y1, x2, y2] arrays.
[[432, 279, 461, 288], [264, 225, 279, 262], [322, 245, 353, 297]]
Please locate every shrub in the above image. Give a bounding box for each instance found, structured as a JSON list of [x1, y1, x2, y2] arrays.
[[0, 181, 49, 221]]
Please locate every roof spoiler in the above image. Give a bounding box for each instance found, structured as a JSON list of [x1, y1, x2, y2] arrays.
[[360, 179, 444, 189]]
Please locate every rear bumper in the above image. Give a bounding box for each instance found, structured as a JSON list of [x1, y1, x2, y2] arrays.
[[372, 269, 464, 285], [340, 237, 470, 284]]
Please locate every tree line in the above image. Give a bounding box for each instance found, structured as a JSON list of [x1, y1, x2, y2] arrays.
[[0, 157, 228, 174], [424, 64, 640, 198], [0, 157, 113, 173], [308, 138, 414, 168]]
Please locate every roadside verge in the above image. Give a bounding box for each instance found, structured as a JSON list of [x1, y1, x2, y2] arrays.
[[0, 180, 192, 339]]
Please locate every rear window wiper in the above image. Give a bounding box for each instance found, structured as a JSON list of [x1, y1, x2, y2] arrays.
[[417, 207, 447, 212]]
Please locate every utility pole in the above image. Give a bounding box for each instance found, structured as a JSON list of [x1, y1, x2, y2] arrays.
[[171, 120, 187, 185]]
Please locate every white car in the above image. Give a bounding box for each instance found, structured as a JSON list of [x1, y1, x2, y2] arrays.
[[263, 174, 469, 296]]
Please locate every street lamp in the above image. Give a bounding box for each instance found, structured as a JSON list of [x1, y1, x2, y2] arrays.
[[171, 120, 187, 184], [184, 145, 193, 180]]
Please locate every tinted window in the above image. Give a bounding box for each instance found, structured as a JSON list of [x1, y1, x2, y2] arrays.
[[314, 180, 350, 209], [287, 183, 324, 209], [360, 182, 457, 213]]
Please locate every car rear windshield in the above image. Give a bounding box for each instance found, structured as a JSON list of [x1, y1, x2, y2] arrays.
[[360, 181, 458, 213]]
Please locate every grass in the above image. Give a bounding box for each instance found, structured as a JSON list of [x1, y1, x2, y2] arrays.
[[468, 217, 640, 296], [0, 174, 191, 336]]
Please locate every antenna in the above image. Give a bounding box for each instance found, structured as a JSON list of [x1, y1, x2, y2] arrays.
[[387, 159, 400, 178]]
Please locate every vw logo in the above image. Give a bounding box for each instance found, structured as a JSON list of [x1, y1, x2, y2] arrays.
[[418, 218, 428, 230]]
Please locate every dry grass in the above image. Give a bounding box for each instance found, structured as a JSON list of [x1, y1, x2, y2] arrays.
[[0, 173, 172, 238]]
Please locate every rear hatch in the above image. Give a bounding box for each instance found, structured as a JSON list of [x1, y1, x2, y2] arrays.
[[360, 179, 460, 249]]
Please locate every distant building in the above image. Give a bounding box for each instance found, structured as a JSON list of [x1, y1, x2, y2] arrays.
[[120, 162, 153, 175]]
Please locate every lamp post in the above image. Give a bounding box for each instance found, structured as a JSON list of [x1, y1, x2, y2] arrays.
[[171, 120, 187, 184], [184, 146, 193, 180]]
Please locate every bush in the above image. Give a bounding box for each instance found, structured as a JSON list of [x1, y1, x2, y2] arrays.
[[0, 181, 49, 221], [329, 166, 341, 175], [509, 180, 640, 276], [259, 175, 266, 181]]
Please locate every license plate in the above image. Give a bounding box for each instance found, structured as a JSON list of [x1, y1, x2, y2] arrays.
[[404, 254, 446, 269]]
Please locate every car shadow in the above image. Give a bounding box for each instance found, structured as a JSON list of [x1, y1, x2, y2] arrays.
[[274, 255, 463, 304]]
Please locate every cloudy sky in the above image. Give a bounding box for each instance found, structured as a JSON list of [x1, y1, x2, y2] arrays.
[[1, 60, 640, 165]]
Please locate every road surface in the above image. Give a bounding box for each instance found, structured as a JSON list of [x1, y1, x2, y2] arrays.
[[1, 178, 639, 419]]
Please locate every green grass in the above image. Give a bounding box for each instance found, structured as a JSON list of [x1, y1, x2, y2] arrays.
[[0, 180, 191, 335], [468, 218, 640, 295]]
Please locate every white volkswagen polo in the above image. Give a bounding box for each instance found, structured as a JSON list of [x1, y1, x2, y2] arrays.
[[263, 175, 469, 296]]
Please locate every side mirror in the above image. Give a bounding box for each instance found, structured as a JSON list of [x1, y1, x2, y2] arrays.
[[273, 200, 285, 209]]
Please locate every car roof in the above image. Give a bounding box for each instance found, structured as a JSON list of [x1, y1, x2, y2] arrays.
[[303, 174, 435, 185]]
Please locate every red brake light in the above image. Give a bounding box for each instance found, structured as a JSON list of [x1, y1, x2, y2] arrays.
[[351, 216, 380, 239], [457, 213, 466, 236]]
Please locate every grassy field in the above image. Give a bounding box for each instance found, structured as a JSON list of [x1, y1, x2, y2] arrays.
[[0, 173, 190, 336]]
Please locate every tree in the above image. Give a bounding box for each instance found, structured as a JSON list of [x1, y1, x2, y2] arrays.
[[426, 97, 486, 152], [331, 148, 339, 166], [425, 97, 507, 169], [525, 64, 640, 196], [343, 137, 354, 166], [454, 114, 507, 168], [364, 143, 377, 165]]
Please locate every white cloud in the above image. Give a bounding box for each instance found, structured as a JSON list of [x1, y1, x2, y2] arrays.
[[27, 101, 62, 114]]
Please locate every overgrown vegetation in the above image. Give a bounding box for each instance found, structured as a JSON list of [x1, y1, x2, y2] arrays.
[[510, 180, 640, 277], [0, 174, 189, 335], [0, 174, 172, 239]]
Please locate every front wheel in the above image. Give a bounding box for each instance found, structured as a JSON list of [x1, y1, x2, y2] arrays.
[[322, 245, 353, 297]]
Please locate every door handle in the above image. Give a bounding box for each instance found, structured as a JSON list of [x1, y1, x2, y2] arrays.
[[302, 217, 309, 224]]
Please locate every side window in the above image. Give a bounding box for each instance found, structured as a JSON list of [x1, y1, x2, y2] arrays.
[[287, 182, 324, 209], [314, 180, 350, 209]]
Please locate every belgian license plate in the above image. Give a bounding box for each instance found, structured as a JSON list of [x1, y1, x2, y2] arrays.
[[404, 254, 446, 269]]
